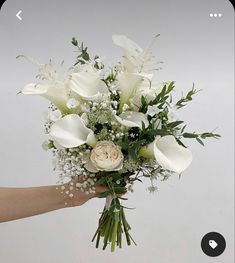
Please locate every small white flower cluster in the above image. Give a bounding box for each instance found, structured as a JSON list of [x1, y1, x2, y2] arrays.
[[66, 98, 79, 109], [53, 147, 97, 197], [44, 104, 62, 134]]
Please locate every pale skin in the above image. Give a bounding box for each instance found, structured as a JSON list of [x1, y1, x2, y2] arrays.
[[0, 183, 107, 223]]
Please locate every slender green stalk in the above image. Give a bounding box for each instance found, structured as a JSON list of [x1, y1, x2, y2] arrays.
[[92, 197, 136, 251]]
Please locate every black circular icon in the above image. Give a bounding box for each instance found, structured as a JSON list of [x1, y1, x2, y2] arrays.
[[201, 232, 226, 257]]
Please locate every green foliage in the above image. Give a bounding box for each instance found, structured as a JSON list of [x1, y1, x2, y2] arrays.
[[139, 81, 175, 113], [104, 70, 117, 85], [139, 120, 170, 143], [175, 84, 199, 109], [71, 37, 90, 65], [117, 137, 146, 160], [182, 131, 221, 146]]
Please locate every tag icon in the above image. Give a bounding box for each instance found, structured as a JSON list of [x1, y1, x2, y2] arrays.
[[209, 240, 218, 249], [201, 232, 226, 257]]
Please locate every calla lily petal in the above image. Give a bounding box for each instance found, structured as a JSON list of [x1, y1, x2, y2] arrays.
[[69, 71, 109, 100], [112, 35, 143, 73], [22, 83, 48, 95], [112, 34, 160, 75], [115, 111, 149, 129], [112, 34, 143, 56], [153, 135, 192, 173], [49, 114, 96, 148], [22, 82, 68, 112]]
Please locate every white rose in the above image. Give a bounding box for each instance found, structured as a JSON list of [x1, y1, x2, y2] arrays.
[[86, 141, 124, 172]]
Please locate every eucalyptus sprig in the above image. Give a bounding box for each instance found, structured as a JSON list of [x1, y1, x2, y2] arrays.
[[71, 37, 91, 65], [175, 84, 199, 109], [139, 81, 175, 113], [182, 131, 221, 146]]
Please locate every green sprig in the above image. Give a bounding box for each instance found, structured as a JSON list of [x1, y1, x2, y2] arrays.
[[175, 84, 199, 109], [182, 131, 221, 146]]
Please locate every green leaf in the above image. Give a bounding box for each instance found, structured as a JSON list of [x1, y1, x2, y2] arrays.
[[175, 83, 199, 109], [97, 190, 112, 198], [200, 132, 221, 139], [182, 132, 199, 138], [71, 37, 78, 46], [113, 187, 127, 194], [196, 137, 205, 146], [82, 51, 90, 61], [167, 120, 184, 129], [176, 139, 187, 147]]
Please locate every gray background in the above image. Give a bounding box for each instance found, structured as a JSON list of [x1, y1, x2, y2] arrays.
[[0, 0, 234, 262]]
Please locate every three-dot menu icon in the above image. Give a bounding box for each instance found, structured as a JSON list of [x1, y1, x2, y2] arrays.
[[210, 13, 222, 17]]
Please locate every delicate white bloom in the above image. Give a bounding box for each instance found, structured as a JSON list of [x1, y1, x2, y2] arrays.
[[122, 103, 129, 111], [85, 141, 124, 172], [111, 100, 118, 108], [109, 83, 118, 92], [66, 98, 79, 109], [116, 72, 143, 105], [69, 71, 109, 100], [139, 135, 192, 174], [115, 111, 149, 129], [49, 114, 96, 148], [48, 109, 62, 122], [93, 56, 104, 69], [132, 80, 163, 109], [146, 105, 160, 117], [80, 103, 90, 113], [112, 34, 143, 73], [22, 62, 69, 112], [112, 34, 161, 75]]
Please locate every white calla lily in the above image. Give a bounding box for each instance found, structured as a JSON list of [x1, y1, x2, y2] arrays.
[[139, 135, 192, 173], [69, 71, 109, 100], [22, 82, 68, 112], [22, 61, 70, 112], [115, 111, 149, 129], [49, 114, 96, 148]]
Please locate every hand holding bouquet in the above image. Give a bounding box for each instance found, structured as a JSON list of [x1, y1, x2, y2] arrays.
[[20, 34, 220, 251]]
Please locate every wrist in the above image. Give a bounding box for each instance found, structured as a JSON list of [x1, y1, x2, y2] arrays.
[[55, 183, 82, 208]]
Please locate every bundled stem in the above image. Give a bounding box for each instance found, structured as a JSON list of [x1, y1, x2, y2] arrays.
[[92, 197, 136, 251]]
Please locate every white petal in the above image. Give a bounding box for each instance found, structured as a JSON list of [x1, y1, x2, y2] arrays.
[[84, 160, 99, 173], [22, 82, 68, 112], [69, 71, 109, 100], [49, 114, 95, 148], [112, 34, 143, 55], [153, 135, 192, 173], [115, 111, 149, 129], [117, 72, 143, 105], [48, 109, 62, 122], [112, 35, 143, 73], [22, 83, 48, 95]]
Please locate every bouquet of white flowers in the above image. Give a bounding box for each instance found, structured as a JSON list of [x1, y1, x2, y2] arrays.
[[20, 34, 220, 251]]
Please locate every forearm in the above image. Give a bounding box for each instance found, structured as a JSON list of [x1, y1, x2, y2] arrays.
[[0, 185, 68, 223]]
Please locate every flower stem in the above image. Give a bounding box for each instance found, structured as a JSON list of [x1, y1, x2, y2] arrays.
[[92, 197, 136, 251]]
